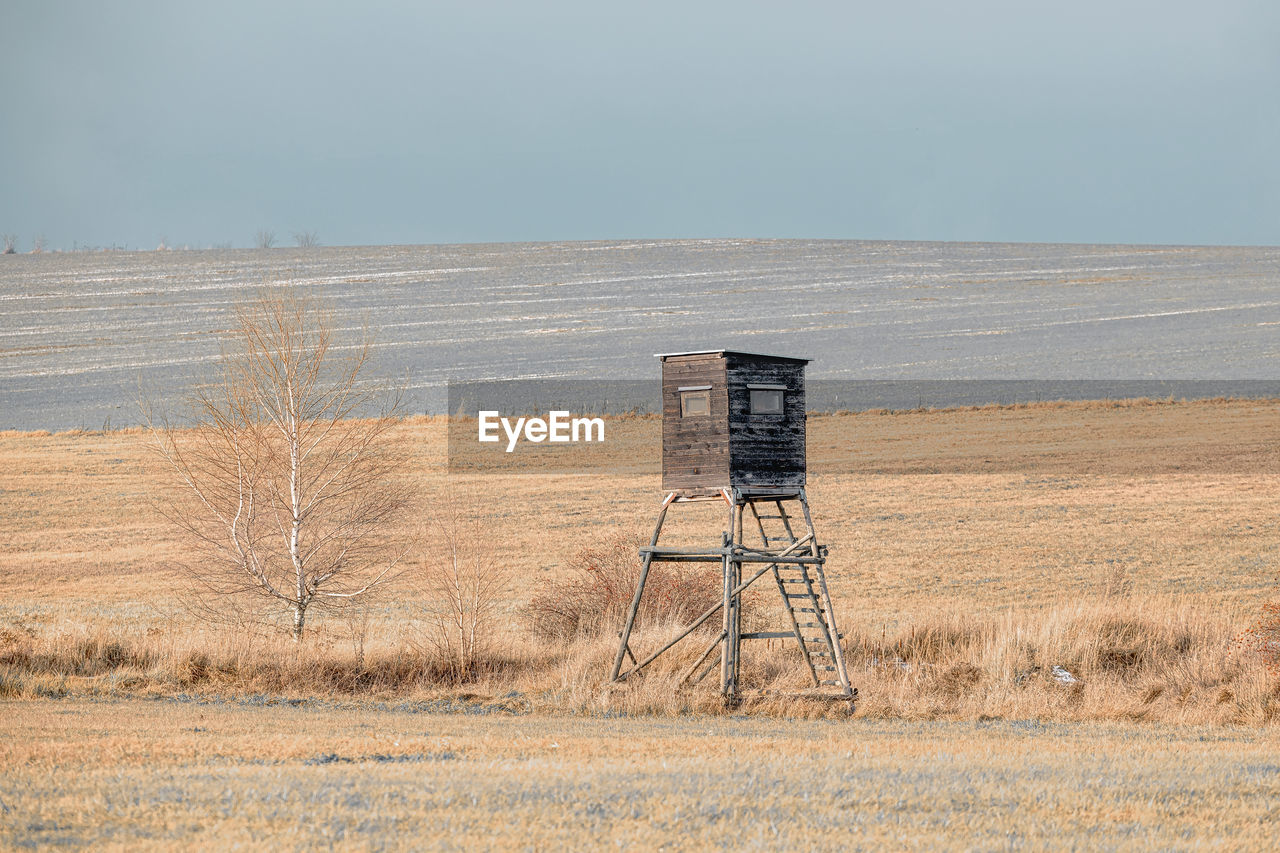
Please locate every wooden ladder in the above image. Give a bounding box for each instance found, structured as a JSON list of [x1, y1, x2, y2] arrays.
[[746, 493, 853, 695]]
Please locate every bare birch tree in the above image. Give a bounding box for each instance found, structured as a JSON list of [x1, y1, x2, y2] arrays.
[[146, 289, 410, 640]]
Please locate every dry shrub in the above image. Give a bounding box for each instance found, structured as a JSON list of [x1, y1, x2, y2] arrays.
[[523, 533, 722, 640], [416, 493, 513, 681]]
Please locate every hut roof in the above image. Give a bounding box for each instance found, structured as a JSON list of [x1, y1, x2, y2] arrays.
[[655, 349, 812, 363]]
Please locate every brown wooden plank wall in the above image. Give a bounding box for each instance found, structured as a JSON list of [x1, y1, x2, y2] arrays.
[[661, 354, 729, 493]]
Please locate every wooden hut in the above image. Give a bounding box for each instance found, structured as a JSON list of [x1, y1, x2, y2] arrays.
[[659, 350, 810, 495]]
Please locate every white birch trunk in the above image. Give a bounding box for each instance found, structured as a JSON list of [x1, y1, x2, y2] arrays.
[[289, 408, 306, 641]]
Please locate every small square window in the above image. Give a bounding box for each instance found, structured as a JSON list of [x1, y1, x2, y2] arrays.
[[750, 388, 783, 415], [680, 389, 710, 417]]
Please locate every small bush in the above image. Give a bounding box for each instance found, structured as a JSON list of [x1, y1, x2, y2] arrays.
[[417, 494, 512, 681], [932, 662, 984, 699], [523, 533, 723, 641]]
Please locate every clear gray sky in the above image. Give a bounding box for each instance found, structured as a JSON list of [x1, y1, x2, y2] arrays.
[[3, 1, 1278, 250]]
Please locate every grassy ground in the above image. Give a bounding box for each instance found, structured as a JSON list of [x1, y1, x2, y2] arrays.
[[3, 698, 1278, 850], [2, 400, 1278, 717], [3, 399, 1279, 847], [4, 398, 1278, 611]]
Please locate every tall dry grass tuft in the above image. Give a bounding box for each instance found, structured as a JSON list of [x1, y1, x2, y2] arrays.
[[1239, 604, 1280, 675], [2, 597, 1276, 724], [833, 600, 1275, 724], [0, 615, 537, 700]]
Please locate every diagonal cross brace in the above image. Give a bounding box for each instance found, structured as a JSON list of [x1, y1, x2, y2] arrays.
[[612, 533, 814, 682]]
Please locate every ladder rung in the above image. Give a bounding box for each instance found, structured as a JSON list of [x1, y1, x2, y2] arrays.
[[819, 680, 841, 686], [815, 665, 836, 671], [755, 514, 785, 520], [796, 608, 825, 613], [784, 592, 817, 599]]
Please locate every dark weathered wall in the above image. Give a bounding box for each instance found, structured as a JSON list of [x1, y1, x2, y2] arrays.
[[661, 355, 729, 493], [726, 354, 807, 487]]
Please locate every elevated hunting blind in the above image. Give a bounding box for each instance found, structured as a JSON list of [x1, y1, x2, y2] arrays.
[[611, 350, 854, 705]]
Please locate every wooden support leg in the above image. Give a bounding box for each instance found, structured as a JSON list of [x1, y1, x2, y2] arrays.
[[722, 501, 743, 702], [727, 554, 741, 702], [720, 530, 732, 697], [610, 493, 674, 683], [611, 552, 654, 683]]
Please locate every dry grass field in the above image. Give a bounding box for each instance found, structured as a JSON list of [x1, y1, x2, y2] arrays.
[[3, 698, 1278, 850], [3, 398, 1280, 847]]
